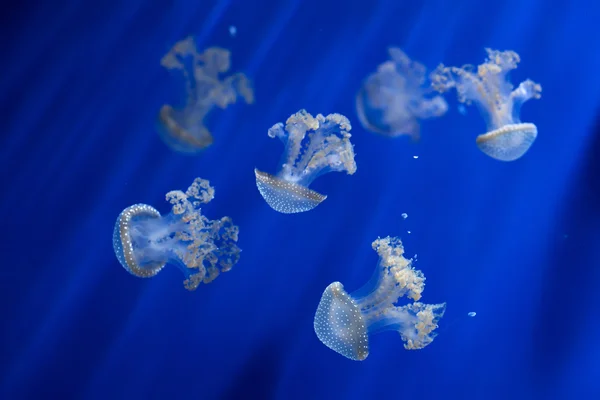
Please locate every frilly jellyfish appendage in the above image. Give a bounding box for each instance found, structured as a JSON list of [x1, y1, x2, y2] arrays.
[[314, 237, 446, 361], [158, 36, 254, 154], [255, 109, 357, 214], [112, 178, 241, 291], [430, 48, 542, 161], [356, 47, 448, 139]]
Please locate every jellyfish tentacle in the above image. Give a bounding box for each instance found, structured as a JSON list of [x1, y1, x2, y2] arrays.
[[511, 79, 542, 120]]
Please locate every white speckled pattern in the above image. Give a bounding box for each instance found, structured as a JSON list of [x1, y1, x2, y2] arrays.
[[314, 282, 369, 361], [254, 169, 327, 214], [113, 204, 166, 278]]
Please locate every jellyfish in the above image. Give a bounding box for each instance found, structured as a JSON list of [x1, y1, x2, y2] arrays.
[[255, 109, 357, 214], [356, 47, 448, 140], [314, 236, 446, 361], [158, 36, 254, 153], [112, 177, 241, 291], [430, 48, 542, 161]]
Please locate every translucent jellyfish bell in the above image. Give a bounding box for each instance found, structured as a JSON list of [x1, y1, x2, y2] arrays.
[[356, 47, 448, 140], [158, 36, 254, 153], [430, 48, 542, 161], [255, 109, 357, 214], [113, 178, 241, 290], [314, 237, 446, 361]]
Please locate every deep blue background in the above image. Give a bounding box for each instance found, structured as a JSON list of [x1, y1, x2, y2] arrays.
[[2, 0, 599, 399]]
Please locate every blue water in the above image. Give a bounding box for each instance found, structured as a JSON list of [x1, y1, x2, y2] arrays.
[[2, 0, 600, 399]]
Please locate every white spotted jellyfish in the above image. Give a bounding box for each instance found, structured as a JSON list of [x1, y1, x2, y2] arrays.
[[255, 109, 357, 214], [158, 36, 254, 153], [356, 47, 448, 140], [113, 178, 241, 291], [430, 48, 542, 161], [314, 236, 446, 361]]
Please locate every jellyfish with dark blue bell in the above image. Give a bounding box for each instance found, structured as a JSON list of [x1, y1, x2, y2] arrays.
[[356, 47, 448, 140], [314, 236, 446, 361], [255, 109, 357, 214], [159, 36, 254, 153], [113, 178, 241, 290], [430, 48, 542, 161]]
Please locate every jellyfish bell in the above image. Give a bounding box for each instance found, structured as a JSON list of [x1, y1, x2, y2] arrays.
[[314, 282, 369, 361], [158, 104, 214, 153], [254, 169, 327, 214], [113, 204, 166, 278], [475, 122, 537, 162]]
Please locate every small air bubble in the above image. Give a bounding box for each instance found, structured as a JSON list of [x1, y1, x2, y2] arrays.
[[229, 26, 237, 37], [407, 230, 411, 234], [468, 312, 476, 317], [401, 213, 408, 219], [413, 155, 419, 159]]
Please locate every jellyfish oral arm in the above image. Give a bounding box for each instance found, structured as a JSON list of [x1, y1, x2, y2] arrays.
[[430, 49, 542, 132], [300, 135, 356, 185], [267, 122, 303, 182], [268, 112, 356, 186], [510, 79, 542, 122]]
